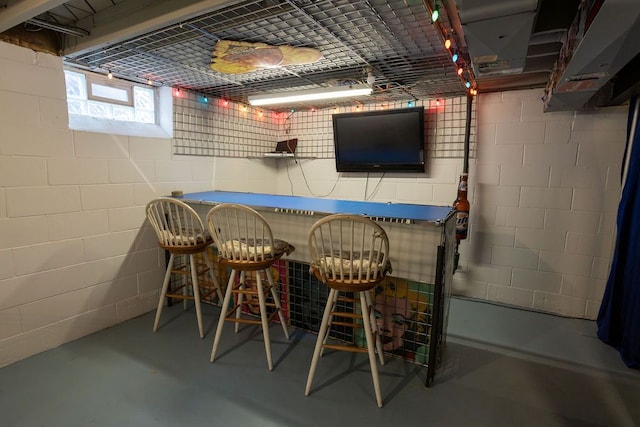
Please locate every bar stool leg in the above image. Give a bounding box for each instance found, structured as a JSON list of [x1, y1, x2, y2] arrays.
[[211, 270, 236, 363], [360, 291, 383, 408], [182, 255, 189, 311], [255, 272, 273, 370], [153, 253, 175, 333], [320, 289, 339, 358], [266, 267, 289, 340], [305, 288, 337, 396], [364, 289, 385, 365], [189, 254, 204, 339], [235, 271, 246, 333], [203, 252, 224, 303]]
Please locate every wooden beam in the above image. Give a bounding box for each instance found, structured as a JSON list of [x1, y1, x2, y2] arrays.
[[0, 0, 68, 33], [63, 0, 242, 56]]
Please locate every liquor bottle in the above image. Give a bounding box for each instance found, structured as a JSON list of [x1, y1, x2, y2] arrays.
[[453, 173, 470, 240]]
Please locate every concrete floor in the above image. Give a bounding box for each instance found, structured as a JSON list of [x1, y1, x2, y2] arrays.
[[1, 297, 639, 427]]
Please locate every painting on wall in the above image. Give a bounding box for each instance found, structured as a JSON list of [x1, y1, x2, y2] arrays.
[[211, 40, 323, 74], [367, 277, 433, 365]]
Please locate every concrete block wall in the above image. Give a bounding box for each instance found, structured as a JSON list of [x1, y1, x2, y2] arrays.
[[458, 90, 626, 319], [217, 90, 627, 320], [0, 41, 236, 367], [0, 39, 627, 367]]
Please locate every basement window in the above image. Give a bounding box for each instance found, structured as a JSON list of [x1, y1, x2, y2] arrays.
[[63, 69, 173, 138]]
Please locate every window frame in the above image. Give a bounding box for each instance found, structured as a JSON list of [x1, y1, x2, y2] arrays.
[[63, 68, 173, 138], [87, 75, 134, 107]]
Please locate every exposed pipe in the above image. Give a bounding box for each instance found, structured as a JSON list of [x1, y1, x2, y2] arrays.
[[463, 94, 473, 173], [453, 93, 474, 271]]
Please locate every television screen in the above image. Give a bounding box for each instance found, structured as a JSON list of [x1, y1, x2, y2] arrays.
[[332, 106, 425, 173]]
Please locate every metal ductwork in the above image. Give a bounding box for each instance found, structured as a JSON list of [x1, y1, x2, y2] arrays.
[[456, 0, 538, 77], [543, 0, 640, 111], [456, 0, 640, 111]]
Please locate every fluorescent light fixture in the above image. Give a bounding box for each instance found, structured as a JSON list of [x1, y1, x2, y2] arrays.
[[248, 84, 373, 106]]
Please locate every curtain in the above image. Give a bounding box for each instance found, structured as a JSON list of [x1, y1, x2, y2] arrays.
[[597, 96, 640, 369]]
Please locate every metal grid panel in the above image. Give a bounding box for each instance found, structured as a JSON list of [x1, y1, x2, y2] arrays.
[[287, 259, 436, 367], [63, 0, 468, 108], [175, 88, 476, 160], [173, 91, 281, 157], [426, 97, 478, 159]]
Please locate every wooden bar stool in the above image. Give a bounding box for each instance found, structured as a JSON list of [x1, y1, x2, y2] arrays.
[[304, 214, 390, 407], [206, 203, 294, 370], [146, 197, 224, 338]]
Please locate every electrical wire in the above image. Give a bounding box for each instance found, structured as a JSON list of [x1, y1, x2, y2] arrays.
[[285, 152, 340, 197], [279, 108, 339, 197], [365, 172, 385, 200]]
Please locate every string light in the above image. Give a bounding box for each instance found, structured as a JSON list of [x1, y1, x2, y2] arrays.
[[427, 0, 478, 96], [147, 79, 153, 85], [431, 1, 439, 22], [107, 70, 113, 79]]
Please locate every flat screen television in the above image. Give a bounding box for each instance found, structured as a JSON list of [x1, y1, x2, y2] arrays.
[[332, 106, 425, 173]]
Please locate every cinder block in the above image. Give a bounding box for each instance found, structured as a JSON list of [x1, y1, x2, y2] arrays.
[[500, 164, 550, 187], [496, 206, 545, 229], [0, 307, 21, 340], [539, 251, 593, 276], [83, 230, 138, 261], [74, 131, 129, 159], [47, 210, 109, 241], [129, 137, 172, 160], [491, 246, 539, 269], [0, 91, 39, 127], [80, 184, 134, 210], [88, 276, 138, 310], [6, 186, 81, 217], [13, 239, 85, 276], [48, 158, 109, 185], [0, 216, 48, 249], [20, 289, 89, 332], [496, 121, 545, 145], [543, 209, 600, 233], [0, 250, 13, 280], [524, 144, 579, 167], [512, 268, 561, 292], [0, 125, 73, 157], [108, 206, 146, 232], [532, 292, 585, 318], [0, 157, 47, 187], [487, 284, 534, 307], [520, 187, 572, 209], [109, 159, 156, 183], [515, 228, 565, 252]]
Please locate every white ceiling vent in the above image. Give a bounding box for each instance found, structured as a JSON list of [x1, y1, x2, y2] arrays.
[[456, 0, 538, 76]]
